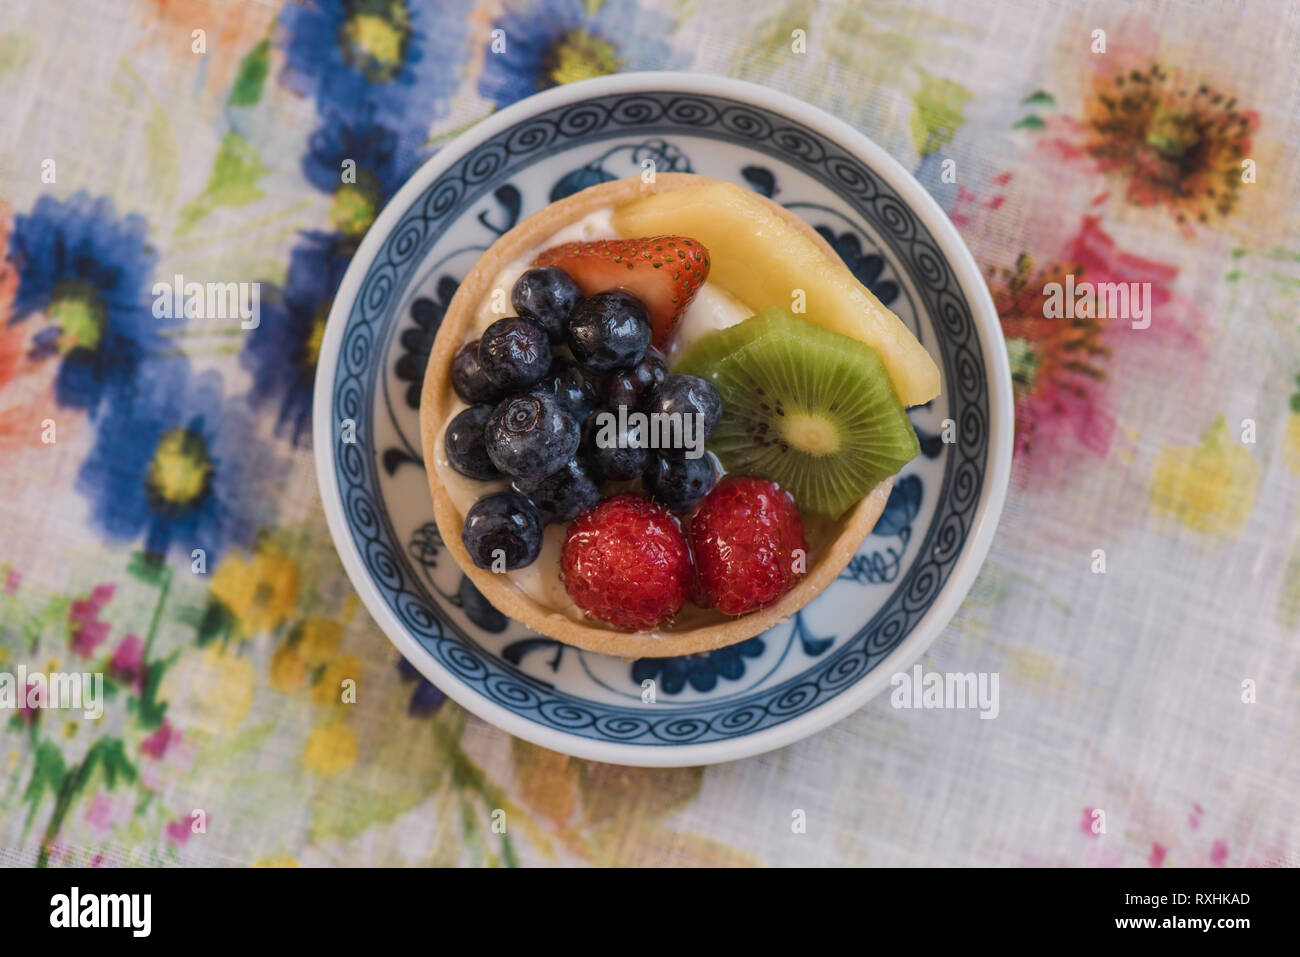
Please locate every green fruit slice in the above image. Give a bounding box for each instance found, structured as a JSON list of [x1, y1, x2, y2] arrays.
[[676, 309, 921, 519]]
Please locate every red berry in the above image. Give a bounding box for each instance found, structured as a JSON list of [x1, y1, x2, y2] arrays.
[[562, 494, 694, 630], [535, 236, 710, 348], [691, 477, 808, 616]]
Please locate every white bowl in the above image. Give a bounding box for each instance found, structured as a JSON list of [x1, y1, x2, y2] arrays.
[[313, 72, 1013, 766]]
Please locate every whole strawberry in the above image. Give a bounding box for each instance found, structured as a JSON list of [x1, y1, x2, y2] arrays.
[[562, 494, 693, 630], [691, 477, 808, 616]]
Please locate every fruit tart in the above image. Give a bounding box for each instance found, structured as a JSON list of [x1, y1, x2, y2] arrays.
[[418, 173, 941, 657]]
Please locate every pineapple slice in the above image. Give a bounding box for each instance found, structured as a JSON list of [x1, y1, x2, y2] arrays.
[[612, 181, 941, 406]]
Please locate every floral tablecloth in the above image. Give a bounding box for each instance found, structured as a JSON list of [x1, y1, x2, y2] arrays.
[[1, 0, 1296, 867]]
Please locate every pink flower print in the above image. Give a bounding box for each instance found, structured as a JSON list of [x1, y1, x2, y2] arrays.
[[89, 583, 115, 606], [70, 618, 110, 658], [109, 633, 145, 690], [19, 678, 43, 724], [165, 817, 193, 846], [85, 793, 115, 833], [1080, 807, 1103, 837], [141, 719, 180, 760], [68, 583, 116, 659], [1210, 839, 1229, 867]]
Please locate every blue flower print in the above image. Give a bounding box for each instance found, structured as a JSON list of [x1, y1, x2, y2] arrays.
[[241, 232, 351, 445], [301, 107, 421, 239], [276, 0, 472, 131], [8, 192, 169, 413], [479, 0, 679, 109], [77, 363, 280, 565]]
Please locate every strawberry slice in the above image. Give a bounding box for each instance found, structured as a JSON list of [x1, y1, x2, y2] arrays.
[[534, 236, 709, 348]]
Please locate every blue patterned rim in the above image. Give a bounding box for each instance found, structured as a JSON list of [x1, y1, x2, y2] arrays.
[[315, 74, 1010, 765]]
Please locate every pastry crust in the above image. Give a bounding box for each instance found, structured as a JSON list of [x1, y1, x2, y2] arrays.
[[419, 173, 894, 657]]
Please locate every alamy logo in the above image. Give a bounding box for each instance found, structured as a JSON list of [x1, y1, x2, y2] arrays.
[[890, 665, 999, 719], [50, 887, 151, 937], [152, 274, 260, 329], [593, 407, 706, 459], [0, 666, 102, 719], [1042, 274, 1151, 330]]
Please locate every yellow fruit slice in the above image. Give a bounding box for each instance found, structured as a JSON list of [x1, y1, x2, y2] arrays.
[[612, 181, 941, 406]]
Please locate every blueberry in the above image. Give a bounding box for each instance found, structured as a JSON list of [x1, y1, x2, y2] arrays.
[[606, 347, 667, 411], [461, 492, 543, 570], [647, 374, 723, 441], [513, 459, 601, 525], [644, 451, 716, 511], [484, 392, 580, 481], [511, 267, 581, 343], [566, 291, 651, 373], [479, 316, 551, 390], [582, 407, 648, 481], [530, 357, 598, 421], [444, 404, 501, 480], [451, 341, 500, 405]]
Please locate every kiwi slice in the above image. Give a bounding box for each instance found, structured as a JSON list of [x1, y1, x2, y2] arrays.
[[676, 309, 921, 519]]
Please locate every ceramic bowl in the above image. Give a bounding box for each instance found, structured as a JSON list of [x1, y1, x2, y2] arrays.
[[313, 72, 1012, 766]]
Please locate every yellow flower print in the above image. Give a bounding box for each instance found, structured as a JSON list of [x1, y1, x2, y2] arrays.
[[303, 719, 357, 776], [209, 543, 300, 638], [269, 617, 348, 697], [270, 643, 307, 693], [310, 654, 362, 708], [251, 857, 300, 868], [1151, 414, 1259, 536], [299, 617, 343, 665], [1283, 412, 1300, 476], [188, 646, 256, 734]]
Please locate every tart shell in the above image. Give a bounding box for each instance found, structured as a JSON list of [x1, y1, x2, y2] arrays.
[[419, 173, 894, 658]]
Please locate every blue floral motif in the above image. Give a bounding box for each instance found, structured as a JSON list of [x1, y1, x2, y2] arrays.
[[76, 363, 279, 565], [479, 0, 679, 109], [478, 185, 523, 237], [550, 139, 692, 202], [914, 423, 945, 458], [790, 611, 834, 656], [550, 164, 616, 202], [241, 232, 351, 445], [632, 638, 765, 695], [457, 577, 508, 633], [841, 475, 922, 585], [407, 522, 510, 633], [397, 656, 448, 716], [873, 474, 923, 536], [740, 165, 777, 198], [8, 192, 169, 413], [815, 226, 901, 306], [395, 276, 458, 410], [276, 0, 471, 132], [502, 637, 565, 674]]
